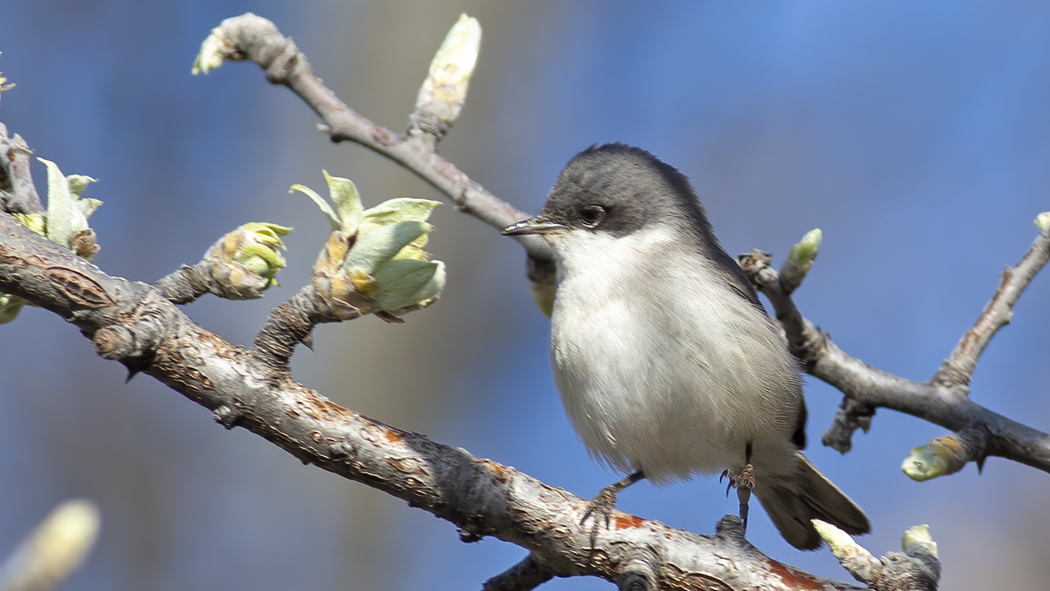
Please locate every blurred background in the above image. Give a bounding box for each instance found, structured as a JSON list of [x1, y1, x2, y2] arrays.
[[1, 1, 1048, 589]]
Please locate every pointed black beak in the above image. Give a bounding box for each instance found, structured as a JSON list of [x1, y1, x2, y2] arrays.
[[502, 216, 565, 236]]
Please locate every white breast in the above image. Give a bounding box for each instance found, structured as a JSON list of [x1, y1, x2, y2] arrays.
[[548, 225, 802, 484]]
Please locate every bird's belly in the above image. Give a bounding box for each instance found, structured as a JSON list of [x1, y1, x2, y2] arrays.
[[550, 300, 771, 484]]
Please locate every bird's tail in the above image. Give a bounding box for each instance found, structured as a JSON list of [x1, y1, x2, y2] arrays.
[[753, 451, 870, 550]]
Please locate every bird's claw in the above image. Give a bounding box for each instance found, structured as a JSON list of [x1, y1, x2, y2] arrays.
[[580, 487, 618, 529], [721, 464, 755, 530], [579, 471, 644, 549], [721, 464, 755, 495]]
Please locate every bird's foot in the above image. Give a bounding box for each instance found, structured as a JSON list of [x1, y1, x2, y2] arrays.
[[580, 471, 645, 547], [720, 464, 755, 531], [720, 464, 755, 494], [581, 485, 619, 529]]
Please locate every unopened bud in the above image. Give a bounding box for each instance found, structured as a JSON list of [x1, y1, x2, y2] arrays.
[[408, 14, 481, 141], [780, 228, 821, 293], [902, 524, 938, 559], [902, 436, 965, 481], [193, 24, 235, 75], [813, 519, 877, 582], [203, 222, 291, 299], [0, 499, 100, 591]]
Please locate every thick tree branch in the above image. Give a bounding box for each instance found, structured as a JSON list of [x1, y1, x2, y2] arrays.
[[0, 210, 884, 590]]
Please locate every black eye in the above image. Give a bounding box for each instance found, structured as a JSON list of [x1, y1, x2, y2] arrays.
[[580, 204, 606, 228]]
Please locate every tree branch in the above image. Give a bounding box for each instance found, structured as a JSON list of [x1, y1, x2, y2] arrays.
[[0, 209, 882, 590], [739, 238, 1050, 477]]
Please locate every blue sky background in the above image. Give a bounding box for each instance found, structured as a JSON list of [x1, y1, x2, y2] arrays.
[[1, 1, 1048, 589]]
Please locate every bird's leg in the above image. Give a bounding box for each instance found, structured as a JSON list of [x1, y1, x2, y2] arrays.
[[581, 470, 645, 527], [733, 464, 754, 530], [719, 443, 754, 531]]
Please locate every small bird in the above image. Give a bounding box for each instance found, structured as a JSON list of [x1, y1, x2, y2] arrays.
[[503, 143, 869, 550]]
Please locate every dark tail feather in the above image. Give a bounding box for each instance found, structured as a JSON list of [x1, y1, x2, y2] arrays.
[[754, 452, 870, 550]]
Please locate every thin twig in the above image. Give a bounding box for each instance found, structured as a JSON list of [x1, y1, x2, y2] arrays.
[[932, 231, 1050, 391]]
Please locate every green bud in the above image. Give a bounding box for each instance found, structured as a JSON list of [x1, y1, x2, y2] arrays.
[[788, 228, 822, 268], [204, 222, 291, 299], [294, 172, 446, 318], [901, 438, 962, 481], [780, 228, 821, 292], [901, 524, 938, 558]]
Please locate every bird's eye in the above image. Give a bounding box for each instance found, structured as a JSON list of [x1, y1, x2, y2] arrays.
[[580, 205, 606, 228]]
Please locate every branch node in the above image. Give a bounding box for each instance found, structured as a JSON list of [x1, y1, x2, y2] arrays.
[[92, 325, 135, 360], [458, 526, 483, 543], [875, 551, 940, 591], [212, 404, 241, 430], [618, 545, 660, 591], [713, 514, 749, 547], [91, 301, 166, 377], [822, 398, 875, 454]]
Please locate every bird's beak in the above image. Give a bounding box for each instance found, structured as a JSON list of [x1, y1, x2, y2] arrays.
[[502, 216, 565, 236]]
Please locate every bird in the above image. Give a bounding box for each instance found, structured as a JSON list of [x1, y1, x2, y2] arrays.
[[502, 143, 869, 550]]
